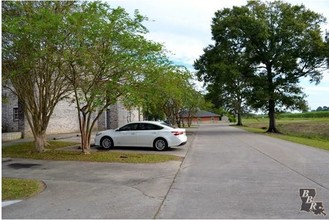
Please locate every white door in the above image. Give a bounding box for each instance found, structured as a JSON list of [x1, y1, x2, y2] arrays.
[[134, 123, 161, 146], [114, 123, 138, 146]]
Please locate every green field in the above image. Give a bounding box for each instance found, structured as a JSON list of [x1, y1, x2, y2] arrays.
[[242, 113, 329, 151]]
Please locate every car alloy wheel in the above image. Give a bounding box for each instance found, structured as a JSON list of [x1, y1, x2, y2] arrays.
[[101, 137, 113, 149], [154, 138, 168, 151]]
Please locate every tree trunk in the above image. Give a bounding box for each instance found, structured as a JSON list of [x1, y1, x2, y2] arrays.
[[236, 112, 243, 126], [181, 117, 185, 128], [187, 118, 192, 127], [267, 99, 279, 133], [34, 132, 47, 153], [266, 64, 279, 133], [78, 110, 91, 154], [80, 130, 91, 154]]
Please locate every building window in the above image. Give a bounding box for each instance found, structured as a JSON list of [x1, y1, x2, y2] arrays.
[[13, 108, 19, 121]]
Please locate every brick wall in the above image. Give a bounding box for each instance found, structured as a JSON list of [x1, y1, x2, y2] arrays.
[[105, 102, 143, 130], [45, 98, 81, 134], [2, 88, 142, 137]]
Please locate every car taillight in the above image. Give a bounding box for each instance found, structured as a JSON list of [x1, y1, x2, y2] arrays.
[[171, 131, 184, 136]]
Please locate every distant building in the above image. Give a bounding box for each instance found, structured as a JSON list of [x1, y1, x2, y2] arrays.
[[181, 110, 220, 125]]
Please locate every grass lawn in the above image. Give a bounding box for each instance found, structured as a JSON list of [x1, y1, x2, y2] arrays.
[[2, 177, 45, 201], [241, 117, 329, 151], [2, 141, 182, 163]]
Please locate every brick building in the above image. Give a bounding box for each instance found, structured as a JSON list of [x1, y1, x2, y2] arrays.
[[2, 87, 142, 139], [181, 110, 220, 125]]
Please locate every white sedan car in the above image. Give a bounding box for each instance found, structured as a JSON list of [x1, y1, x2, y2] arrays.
[[94, 121, 187, 151]]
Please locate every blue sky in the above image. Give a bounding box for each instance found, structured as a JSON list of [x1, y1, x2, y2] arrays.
[[106, 0, 329, 110]]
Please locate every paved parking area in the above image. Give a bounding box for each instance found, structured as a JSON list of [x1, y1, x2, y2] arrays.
[[2, 159, 182, 218], [2, 128, 196, 219]]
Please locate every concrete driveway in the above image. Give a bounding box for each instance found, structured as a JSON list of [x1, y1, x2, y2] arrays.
[[2, 124, 329, 218], [156, 124, 329, 219]]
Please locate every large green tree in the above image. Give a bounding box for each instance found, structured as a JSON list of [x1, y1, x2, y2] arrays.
[[136, 65, 199, 127], [2, 1, 76, 152], [2, 1, 170, 154], [182, 87, 206, 127], [195, 44, 253, 126], [64, 2, 166, 154], [199, 0, 328, 132], [160, 67, 194, 127]]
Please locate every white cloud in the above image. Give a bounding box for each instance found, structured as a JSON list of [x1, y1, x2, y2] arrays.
[[304, 86, 329, 94], [303, 86, 329, 109], [109, 0, 328, 67], [146, 31, 205, 64], [107, 0, 247, 67], [106, 0, 329, 109], [321, 70, 329, 83], [300, 69, 329, 109]]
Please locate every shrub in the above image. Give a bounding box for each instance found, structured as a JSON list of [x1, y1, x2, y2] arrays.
[[279, 111, 329, 119]]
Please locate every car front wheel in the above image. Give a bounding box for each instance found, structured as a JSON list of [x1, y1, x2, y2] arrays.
[[153, 138, 168, 151], [100, 137, 113, 150]]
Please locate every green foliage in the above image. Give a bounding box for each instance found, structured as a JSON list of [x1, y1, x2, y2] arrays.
[[227, 114, 237, 123], [51, 1, 171, 152], [2, 1, 76, 152], [3, 1, 185, 153], [279, 111, 329, 118], [198, 0, 328, 132], [131, 64, 202, 126], [315, 106, 329, 111], [64, 1, 164, 112], [194, 29, 253, 125]]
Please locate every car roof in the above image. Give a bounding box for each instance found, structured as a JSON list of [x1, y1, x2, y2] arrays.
[[120, 121, 176, 129], [128, 121, 172, 127], [128, 121, 164, 125]]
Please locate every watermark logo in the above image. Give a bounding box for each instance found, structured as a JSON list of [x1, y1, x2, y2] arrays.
[[299, 189, 326, 216]]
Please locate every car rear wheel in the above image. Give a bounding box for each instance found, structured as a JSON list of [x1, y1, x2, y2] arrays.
[[101, 137, 113, 149], [153, 138, 168, 151]]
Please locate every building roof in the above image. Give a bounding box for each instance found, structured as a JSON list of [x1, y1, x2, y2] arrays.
[[181, 110, 220, 118]]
